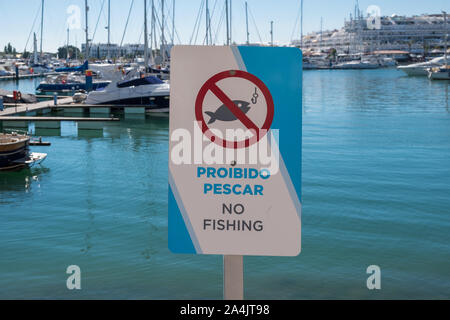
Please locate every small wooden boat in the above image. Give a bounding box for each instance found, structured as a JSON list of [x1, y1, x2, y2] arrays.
[[29, 137, 51, 146], [0, 132, 47, 171]]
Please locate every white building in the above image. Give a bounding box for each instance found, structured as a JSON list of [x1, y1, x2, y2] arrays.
[[81, 43, 172, 59], [294, 13, 449, 55]]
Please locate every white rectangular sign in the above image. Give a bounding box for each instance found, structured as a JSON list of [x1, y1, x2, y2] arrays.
[[169, 46, 302, 256]]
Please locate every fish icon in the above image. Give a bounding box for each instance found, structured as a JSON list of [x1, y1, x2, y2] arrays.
[[205, 100, 251, 124]]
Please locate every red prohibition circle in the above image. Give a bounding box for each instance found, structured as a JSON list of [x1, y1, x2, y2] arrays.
[[195, 70, 274, 149]]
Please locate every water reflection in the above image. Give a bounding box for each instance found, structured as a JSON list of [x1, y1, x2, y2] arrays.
[[446, 83, 449, 112], [0, 166, 50, 194]]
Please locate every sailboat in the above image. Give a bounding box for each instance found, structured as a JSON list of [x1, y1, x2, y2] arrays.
[[429, 11, 450, 80], [30, 33, 52, 74], [84, 0, 170, 111]]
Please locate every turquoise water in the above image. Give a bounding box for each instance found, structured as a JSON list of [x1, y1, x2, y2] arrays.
[[0, 77, 43, 93], [0, 69, 449, 299]]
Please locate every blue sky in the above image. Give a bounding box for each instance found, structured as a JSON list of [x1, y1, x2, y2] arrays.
[[0, 0, 449, 53]]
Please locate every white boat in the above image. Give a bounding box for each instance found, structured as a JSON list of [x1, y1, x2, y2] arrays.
[[379, 57, 397, 67], [0, 66, 14, 76], [397, 56, 445, 76], [428, 66, 450, 80], [13, 152, 47, 167], [85, 75, 170, 112], [333, 59, 379, 69], [303, 56, 331, 69], [428, 11, 449, 80]]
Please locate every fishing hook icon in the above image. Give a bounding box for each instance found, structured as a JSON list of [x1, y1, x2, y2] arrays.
[[251, 87, 259, 104]]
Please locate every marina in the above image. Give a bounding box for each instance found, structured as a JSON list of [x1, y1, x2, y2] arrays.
[[1, 67, 449, 299], [0, 0, 449, 302]]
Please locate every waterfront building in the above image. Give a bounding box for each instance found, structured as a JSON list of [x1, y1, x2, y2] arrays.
[[294, 13, 450, 56], [81, 43, 146, 59]]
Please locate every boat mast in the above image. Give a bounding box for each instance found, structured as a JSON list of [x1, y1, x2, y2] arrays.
[[206, 0, 211, 45], [270, 21, 274, 46], [85, 0, 89, 60], [229, 0, 232, 44], [107, 0, 110, 59], [245, 2, 249, 45], [300, 0, 303, 49], [40, 0, 44, 60], [66, 27, 70, 61], [320, 16, 323, 53], [225, 0, 230, 45], [33, 33, 38, 64], [152, 0, 156, 62], [444, 11, 448, 67], [172, 0, 175, 46], [149, 0, 153, 64], [144, 0, 149, 71], [162, 0, 166, 64]]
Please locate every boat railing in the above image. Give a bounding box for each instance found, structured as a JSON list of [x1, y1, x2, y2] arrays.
[[1, 128, 30, 136]]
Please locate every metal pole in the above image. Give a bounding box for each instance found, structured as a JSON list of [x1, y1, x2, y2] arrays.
[[85, 0, 89, 60], [144, 0, 149, 71], [225, 0, 229, 45], [40, 0, 44, 60], [107, 0, 110, 59], [223, 255, 243, 300], [245, 2, 249, 45]]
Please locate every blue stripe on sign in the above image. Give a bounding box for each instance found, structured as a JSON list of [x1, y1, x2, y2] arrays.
[[168, 185, 197, 254], [237, 46, 302, 199], [231, 46, 247, 71]]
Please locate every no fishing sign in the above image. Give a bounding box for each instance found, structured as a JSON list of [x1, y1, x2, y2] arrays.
[[168, 46, 302, 256]]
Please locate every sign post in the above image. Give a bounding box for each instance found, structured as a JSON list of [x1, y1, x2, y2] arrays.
[[169, 46, 302, 299], [223, 255, 244, 300]]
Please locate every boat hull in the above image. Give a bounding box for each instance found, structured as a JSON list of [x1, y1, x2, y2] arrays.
[[93, 95, 170, 109], [85, 82, 170, 111], [36, 81, 110, 93], [428, 71, 450, 80], [398, 66, 429, 76], [0, 135, 30, 170]]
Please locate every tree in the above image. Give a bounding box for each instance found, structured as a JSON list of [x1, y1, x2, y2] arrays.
[[57, 45, 81, 59], [3, 42, 16, 54]]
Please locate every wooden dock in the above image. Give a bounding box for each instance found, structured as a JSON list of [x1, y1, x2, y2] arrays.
[[0, 72, 58, 81], [0, 96, 121, 131], [0, 116, 119, 121], [57, 104, 151, 108], [0, 97, 73, 116]]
